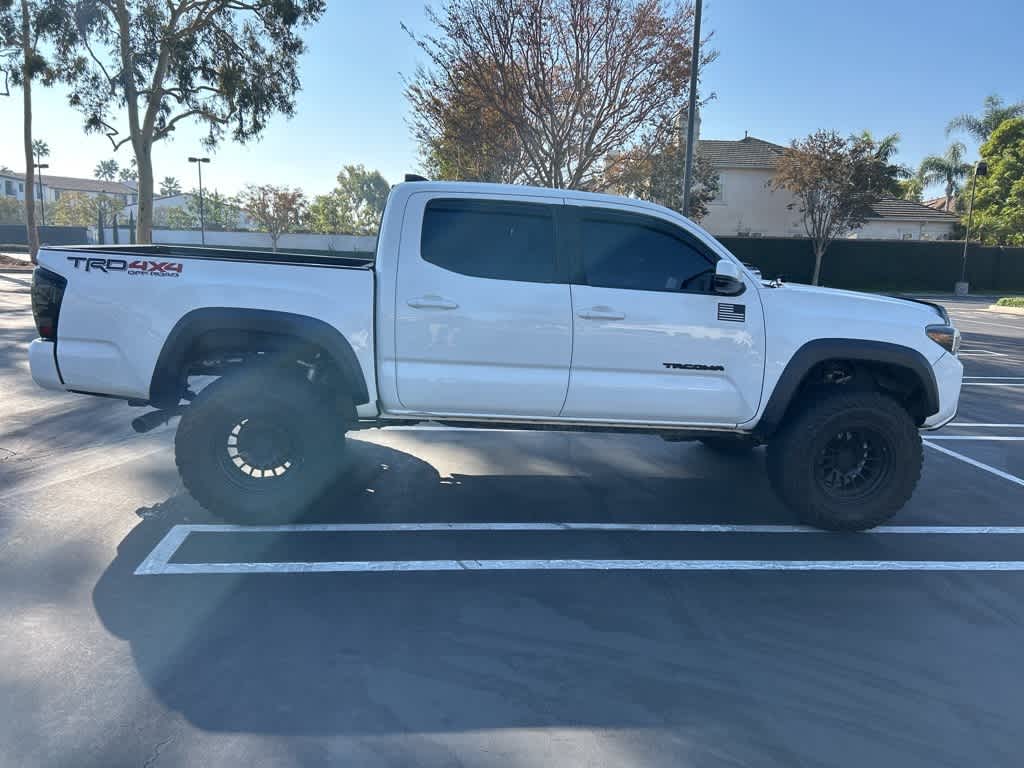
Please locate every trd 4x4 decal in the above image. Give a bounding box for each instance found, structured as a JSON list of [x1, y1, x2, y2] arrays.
[[67, 256, 183, 277]]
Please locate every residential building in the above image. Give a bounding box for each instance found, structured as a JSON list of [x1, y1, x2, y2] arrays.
[[0, 169, 137, 206], [696, 135, 959, 240]]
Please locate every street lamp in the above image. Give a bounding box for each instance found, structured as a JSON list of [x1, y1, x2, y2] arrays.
[[957, 160, 989, 296], [680, 0, 703, 218], [36, 162, 49, 226], [188, 156, 210, 245]]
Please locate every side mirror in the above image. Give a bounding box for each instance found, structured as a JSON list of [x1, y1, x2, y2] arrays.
[[713, 260, 745, 296]]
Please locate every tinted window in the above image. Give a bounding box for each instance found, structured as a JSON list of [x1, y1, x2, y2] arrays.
[[421, 199, 557, 283], [581, 211, 714, 292]]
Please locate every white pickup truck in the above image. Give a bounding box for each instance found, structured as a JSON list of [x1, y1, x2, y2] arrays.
[[29, 180, 963, 530]]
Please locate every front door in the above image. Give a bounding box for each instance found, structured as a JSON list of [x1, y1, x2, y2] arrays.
[[394, 193, 572, 417], [561, 202, 765, 425]]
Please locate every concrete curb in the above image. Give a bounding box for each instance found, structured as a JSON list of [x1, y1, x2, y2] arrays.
[[988, 304, 1024, 316]]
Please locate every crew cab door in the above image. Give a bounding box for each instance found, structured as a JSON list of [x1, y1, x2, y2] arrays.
[[561, 202, 765, 425], [394, 193, 572, 416]]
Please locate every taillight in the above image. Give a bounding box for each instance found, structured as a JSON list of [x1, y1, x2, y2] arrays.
[[31, 267, 67, 341]]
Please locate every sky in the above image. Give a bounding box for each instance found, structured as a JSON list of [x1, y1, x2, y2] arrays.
[[1, 0, 1022, 199]]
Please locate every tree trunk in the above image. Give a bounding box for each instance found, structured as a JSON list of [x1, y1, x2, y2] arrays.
[[945, 180, 954, 212], [811, 242, 825, 286], [134, 143, 154, 243], [20, 0, 39, 263]]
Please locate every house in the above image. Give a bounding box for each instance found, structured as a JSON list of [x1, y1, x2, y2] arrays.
[[696, 135, 959, 240], [122, 193, 258, 230], [0, 169, 137, 206]]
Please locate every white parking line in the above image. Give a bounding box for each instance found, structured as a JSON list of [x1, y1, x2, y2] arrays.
[[963, 376, 1024, 380], [924, 440, 1024, 487], [143, 559, 1024, 574], [949, 423, 1024, 428], [926, 436, 1024, 441], [962, 383, 1024, 387], [136, 522, 1024, 576]]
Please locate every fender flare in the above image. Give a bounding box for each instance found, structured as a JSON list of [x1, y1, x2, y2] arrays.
[[149, 307, 369, 408], [755, 338, 939, 437]]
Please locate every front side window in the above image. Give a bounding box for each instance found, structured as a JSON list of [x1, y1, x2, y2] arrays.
[[579, 209, 715, 293], [421, 199, 558, 283]]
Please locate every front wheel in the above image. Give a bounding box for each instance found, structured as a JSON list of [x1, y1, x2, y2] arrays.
[[766, 392, 922, 531], [175, 366, 347, 523]]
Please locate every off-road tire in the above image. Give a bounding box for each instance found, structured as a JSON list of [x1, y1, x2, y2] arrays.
[[766, 391, 922, 531], [175, 366, 348, 524], [699, 435, 757, 454]]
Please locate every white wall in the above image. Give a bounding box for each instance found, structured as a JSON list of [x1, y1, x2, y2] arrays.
[[851, 220, 956, 241], [100, 228, 377, 253], [700, 168, 804, 238]]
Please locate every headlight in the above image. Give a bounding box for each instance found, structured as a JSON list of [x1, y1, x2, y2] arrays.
[[926, 324, 960, 355]]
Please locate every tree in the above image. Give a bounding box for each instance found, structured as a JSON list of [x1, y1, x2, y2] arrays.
[[50, 190, 124, 227], [772, 130, 892, 285], [94, 158, 118, 180], [0, 0, 75, 261], [31, 138, 48, 161], [404, 0, 715, 191], [897, 175, 925, 202], [65, 0, 327, 244], [159, 176, 181, 197], [947, 94, 1024, 142], [604, 140, 719, 221], [118, 157, 137, 184], [969, 117, 1024, 246], [0, 196, 25, 223], [237, 185, 307, 251], [157, 189, 238, 230], [854, 130, 911, 197], [918, 142, 971, 212], [308, 165, 389, 235]]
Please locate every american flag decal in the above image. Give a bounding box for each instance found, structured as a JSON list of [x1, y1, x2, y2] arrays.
[[717, 303, 746, 322]]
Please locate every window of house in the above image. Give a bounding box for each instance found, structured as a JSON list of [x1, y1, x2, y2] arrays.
[[579, 208, 715, 293], [4, 180, 14, 196], [421, 198, 559, 283]]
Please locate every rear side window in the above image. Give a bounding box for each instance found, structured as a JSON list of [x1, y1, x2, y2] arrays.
[[421, 199, 558, 283], [580, 209, 714, 293]]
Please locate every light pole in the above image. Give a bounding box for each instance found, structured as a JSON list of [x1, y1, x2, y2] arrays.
[[188, 156, 210, 245], [957, 160, 988, 295], [680, 0, 703, 218], [36, 161, 49, 226]]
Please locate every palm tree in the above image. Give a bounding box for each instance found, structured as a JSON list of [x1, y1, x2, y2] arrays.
[[946, 94, 1024, 142], [159, 176, 182, 196], [918, 142, 971, 212], [94, 159, 119, 181], [32, 139, 49, 162], [854, 130, 912, 196]]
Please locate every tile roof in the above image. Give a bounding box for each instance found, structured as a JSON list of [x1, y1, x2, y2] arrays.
[[697, 136, 787, 168], [0, 170, 136, 196], [923, 195, 958, 212], [867, 197, 960, 221]]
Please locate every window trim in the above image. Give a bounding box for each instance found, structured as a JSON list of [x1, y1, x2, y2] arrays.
[[420, 197, 568, 285], [566, 205, 721, 295]]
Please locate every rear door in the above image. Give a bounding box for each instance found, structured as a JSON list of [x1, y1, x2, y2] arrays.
[[562, 202, 765, 425], [394, 193, 572, 416]]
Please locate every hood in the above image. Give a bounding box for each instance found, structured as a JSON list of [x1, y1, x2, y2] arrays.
[[773, 283, 947, 323]]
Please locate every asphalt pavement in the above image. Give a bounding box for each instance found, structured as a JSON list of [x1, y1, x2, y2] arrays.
[[3, 273, 1024, 767]]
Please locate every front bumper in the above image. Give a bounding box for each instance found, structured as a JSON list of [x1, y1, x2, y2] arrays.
[[29, 339, 65, 391], [921, 352, 963, 430]]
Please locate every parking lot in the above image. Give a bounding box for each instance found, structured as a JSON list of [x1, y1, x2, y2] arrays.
[[3, 270, 1024, 766]]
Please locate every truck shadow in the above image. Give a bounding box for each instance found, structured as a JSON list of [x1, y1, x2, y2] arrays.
[[90, 438, 927, 746]]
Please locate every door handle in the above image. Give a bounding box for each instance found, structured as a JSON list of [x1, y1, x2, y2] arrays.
[[577, 306, 625, 321], [407, 296, 459, 310]]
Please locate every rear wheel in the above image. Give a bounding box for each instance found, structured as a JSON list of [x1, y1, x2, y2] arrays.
[[175, 366, 348, 523], [766, 391, 921, 531]]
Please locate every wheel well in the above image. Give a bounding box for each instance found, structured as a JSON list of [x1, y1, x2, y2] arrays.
[[776, 358, 931, 431], [149, 309, 368, 412]]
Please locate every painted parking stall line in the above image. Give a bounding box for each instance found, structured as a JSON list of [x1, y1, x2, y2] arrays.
[[923, 441, 1024, 488], [136, 523, 1024, 576]]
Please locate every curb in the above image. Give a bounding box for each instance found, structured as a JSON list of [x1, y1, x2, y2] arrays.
[[987, 304, 1024, 316]]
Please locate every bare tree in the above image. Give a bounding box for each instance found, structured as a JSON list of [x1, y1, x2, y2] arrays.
[[405, 0, 715, 190], [64, 0, 326, 244], [772, 130, 892, 285], [237, 185, 307, 252]]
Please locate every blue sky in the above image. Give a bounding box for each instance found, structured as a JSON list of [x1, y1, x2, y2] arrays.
[[2, 0, 1021, 198]]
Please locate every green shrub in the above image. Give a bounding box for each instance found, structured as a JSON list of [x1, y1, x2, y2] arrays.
[[995, 297, 1024, 307]]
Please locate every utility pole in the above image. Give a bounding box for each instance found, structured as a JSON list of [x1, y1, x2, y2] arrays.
[[36, 161, 49, 226], [680, 0, 702, 218], [957, 160, 988, 295], [188, 156, 210, 245]]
